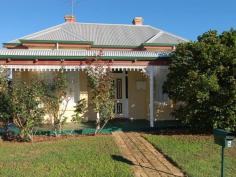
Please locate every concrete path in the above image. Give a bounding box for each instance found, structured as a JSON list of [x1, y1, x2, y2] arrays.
[[112, 132, 185, 177]]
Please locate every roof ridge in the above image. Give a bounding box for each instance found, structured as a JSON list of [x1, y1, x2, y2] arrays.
[[147, 25, 189, 42], [72, 22, 151, 27], [145, 31, 164, 43], [7, 23, 66, 43], [26, 27, 62, 40]]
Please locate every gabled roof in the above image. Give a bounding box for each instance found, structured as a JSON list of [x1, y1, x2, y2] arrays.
[[144, 31, 185, 44], [6, 22, 188, 47]]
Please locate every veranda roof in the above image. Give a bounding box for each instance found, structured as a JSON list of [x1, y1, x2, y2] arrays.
[[0, 49, 171, 60]]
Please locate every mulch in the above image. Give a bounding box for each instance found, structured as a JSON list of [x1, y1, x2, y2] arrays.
[[1, 133, 112, 143], [32, 133, 111, 143]]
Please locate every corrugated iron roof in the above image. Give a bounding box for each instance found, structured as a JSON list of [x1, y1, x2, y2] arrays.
[[7, 22, 188, 46], [0, 49, 171, 59]]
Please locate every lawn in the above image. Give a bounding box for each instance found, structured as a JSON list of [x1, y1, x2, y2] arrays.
[[143, 134, 236, 177], [0, 136, 133, 177]]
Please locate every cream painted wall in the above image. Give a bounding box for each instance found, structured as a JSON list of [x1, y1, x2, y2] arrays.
[[79, 71, 96, 121], [12, 69, 175, 123], [13, 71, 81, 123], [127, 69, 175, 121], [128, 71, 149, 120]]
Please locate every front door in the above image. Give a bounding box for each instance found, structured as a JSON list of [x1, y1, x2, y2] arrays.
[[113, 71, 128, 118]]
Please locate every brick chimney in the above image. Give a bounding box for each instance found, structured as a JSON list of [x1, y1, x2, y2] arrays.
[[132, 17, 143, 25], [64, 15, 76, 23]]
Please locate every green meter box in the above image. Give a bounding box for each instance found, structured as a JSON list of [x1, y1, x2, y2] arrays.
[[213, 129, 234, 148]]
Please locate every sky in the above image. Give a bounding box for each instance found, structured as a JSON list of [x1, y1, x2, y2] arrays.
[[0, 0, 235, 47]]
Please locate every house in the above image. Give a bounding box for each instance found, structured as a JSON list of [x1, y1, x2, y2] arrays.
[[0, 16, 187, 127]]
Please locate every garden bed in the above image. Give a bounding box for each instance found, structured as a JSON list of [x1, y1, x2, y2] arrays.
[[0, 119, 186, 142], [9, 134, 111, 143]]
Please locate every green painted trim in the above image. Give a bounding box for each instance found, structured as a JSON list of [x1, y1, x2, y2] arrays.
[[3, 43, 21, 46], [6, 41, 142, 49], [142, 43, 176, 47], [4, 41, 140, 49], [19, 39, 94, 45], [3, 41, 177, 49], [0, 55, 170, 61], [92, 44, 140, 49]]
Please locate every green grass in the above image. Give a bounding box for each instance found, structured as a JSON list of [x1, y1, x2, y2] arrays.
[[0, 136, 133, 177], [143, 134, 236, 177]]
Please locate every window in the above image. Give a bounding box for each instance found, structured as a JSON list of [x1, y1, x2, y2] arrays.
[[38, 71, 80, 103], [154, 67, 169, 102]]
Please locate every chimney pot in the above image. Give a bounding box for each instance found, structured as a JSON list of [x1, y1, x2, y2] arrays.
[[64, 15, 76, 23], [132, 17, 143, 25]]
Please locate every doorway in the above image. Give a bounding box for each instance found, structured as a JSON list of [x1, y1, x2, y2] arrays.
[[113, 71, 128, 118]]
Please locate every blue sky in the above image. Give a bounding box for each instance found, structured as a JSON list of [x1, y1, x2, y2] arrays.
[[0, 0, 235, 47]]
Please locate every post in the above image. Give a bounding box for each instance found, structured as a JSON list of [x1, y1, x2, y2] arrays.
[[7, 68, 13, 80], [221, 146, 224, 177], [149, 66, 154, 128], [96, 112, 100, 130], [213, 129, 234, 177]]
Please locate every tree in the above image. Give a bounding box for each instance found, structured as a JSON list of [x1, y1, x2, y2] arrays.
[[0, 67, 45, 141], [163, 29, 236, 131], [41, 69, 69, 135], [86, 63, 115, 134], [0, 67, 12, 125], [11, 81, 45, 141]]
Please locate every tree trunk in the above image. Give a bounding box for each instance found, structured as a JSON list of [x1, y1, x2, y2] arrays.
[[58, 123, 62, 136], [97, 119, 109, 134], [95, 112, 100, 134], [21, 128, 32, 142]]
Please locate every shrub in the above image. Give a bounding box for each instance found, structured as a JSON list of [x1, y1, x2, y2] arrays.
[[86, 63, 115, 134], [163, 29, 236, 131], [0, 68, 45, 141], [41, 69, 69, 135]]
